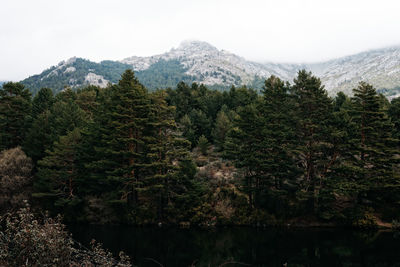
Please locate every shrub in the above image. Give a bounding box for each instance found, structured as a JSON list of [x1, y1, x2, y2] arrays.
[[0, 202, 131, 266], [0, 147, 33, 213], [352, 208, 378, 229]]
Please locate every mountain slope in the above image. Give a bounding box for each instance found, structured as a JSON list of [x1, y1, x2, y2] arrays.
[[122, 40, 303, 87], [21, 58, 131, 95], [309, 46, 400, 97], [20, 41, 400, 97]]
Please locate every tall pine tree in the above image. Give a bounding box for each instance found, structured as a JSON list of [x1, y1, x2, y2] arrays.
[[291, 70, 336, 214], [0, 82, 31, 150], [349, 82, 399, 205]]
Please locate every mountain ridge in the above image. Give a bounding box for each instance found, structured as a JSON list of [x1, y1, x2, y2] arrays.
[[19, 41, 400, 98]]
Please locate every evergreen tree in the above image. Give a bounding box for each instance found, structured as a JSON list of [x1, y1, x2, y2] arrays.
[[225, 102, 265, 209], [260, 76, 298, 194], [349, 82, 399, 201], [197, 134, 210, 155], [48, 95, 86, 139], [75, 86, 100, 120], [31, 87, 54, 119], [188, 109, 212, 141], [179, 114, 196, 146], [388, 97, 400, 141], [36, 128, 82, 200], [24, 110, 53, 164], [211, 108, 232, 151], [145, 90, 192, 220], [88, 70, 151, 208], [291, 70, 336, 213], [34, 128, 84, 220], [0, 82, 31, 150], [24, 88, 55, 164]]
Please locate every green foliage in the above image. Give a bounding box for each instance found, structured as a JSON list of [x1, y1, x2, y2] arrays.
[[136, 59, 196, 89], [291, 70, 336, 213], [0, 82, 32, 150], [211, 109, 232, 151], [388, 97, 400, 141], [197, 135, 210, 155], [21, 58, 132, 95], [351, 208, 378, 229], [31, 87, 54, 119], [13, 67, 400, 227], [36, 129, 82, 199]]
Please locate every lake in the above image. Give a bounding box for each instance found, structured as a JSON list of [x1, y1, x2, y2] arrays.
[[69, 225, 400, 266]]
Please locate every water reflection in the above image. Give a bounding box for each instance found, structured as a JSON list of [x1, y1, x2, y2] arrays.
[[69, 226, 400, 266]]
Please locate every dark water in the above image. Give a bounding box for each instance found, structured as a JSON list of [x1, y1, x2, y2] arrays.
[[69, 225, 400, 267]]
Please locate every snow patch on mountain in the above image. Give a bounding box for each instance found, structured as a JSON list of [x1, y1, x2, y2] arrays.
[[122, 41, 400, 95], [22, 40, 400, 97], [122, 40, 301, 87], [85, 73, 108, 88], [64, 67, 76, 73], [308, 46, 400, 95], [44, 57, 78, 80]]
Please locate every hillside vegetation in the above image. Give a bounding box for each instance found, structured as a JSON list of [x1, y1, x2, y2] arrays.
[[1, 70, 400, 228]]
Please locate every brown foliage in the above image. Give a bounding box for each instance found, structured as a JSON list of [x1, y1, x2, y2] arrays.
[[0, 202, 131, 266], [0, 147, 33, 213]]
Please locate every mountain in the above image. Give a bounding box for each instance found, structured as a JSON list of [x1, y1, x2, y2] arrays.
[[309, 46, 400, 98], [21, 58, 132, 95], [20, 41, 400, 98], [122, 40, 303, 88]]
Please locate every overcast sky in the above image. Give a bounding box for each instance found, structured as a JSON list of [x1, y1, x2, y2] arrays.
[[1, 0, 400, 81]]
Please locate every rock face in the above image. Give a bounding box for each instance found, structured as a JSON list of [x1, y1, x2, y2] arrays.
[[19, 40, 400, 97], [122, 40, 303, 87], [84, 73, 109, 88], [20, 58, 130, 95], [309, 46, 400, 96], [121, 40, 400, 96]]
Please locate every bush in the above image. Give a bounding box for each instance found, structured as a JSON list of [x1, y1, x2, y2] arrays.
[[352, 208, 378, 229], [0, 147, 33, 213], [0, 202, 131, 266]]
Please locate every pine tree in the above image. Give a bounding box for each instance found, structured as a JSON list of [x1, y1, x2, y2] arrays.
[[25, 91, 86, 165], [144, 90, 191, 220], [0, 82, 31, 150], [23, 110, 53, 164], [349, 82, 399, 199], [24, 88, 55, 164], [36, 128, 82, 200], [31, 87, 54, 119], [225, 101, 265, 209], [88, 70, 151, 207], [197, 135, 209, 155], [388, 97, 400, 141], [75, 86, 100, 119], [179, 114, 196, 146], [260, 76, 298, 193], [48, 96, 86, 139], [291, 70, 336, 213], [212, 108, 232, 151]]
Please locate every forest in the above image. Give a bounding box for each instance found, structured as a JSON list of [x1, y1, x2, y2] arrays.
[[1, 69, 400, 229]]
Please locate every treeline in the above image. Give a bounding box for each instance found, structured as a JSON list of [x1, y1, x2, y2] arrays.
[[1, 69, 400, 227]]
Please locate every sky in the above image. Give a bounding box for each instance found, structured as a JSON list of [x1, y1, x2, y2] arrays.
[[1, 0, 400, 81]]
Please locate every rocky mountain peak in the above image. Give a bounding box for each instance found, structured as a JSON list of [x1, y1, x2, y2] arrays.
[[176, 40, 218, 53], [20, 41, 400, 98]]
